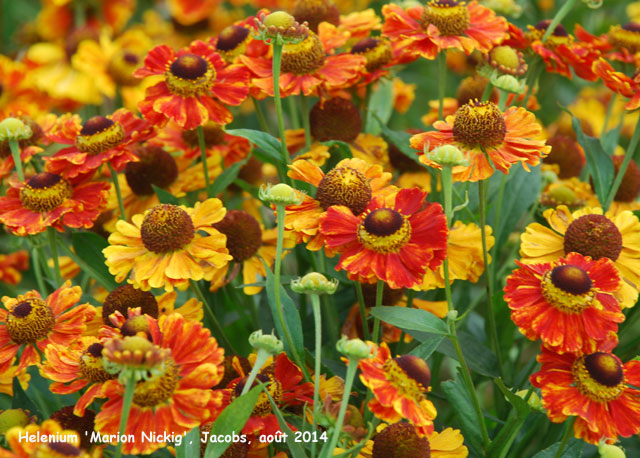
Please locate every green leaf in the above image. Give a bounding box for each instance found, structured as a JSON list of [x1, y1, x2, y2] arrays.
[[226, 128, 283, 165], [264, 388, 308, 458], [321, 140, 352, 160], [441, 372, 484, 455], [370, 306, 449, 335], [13, 376, 42, 418], [365, 78, 394, 135], [152, 185, 181, 205], [203, 385, 262, 458], [409, 335, 445, 360], [435, 330, 499, 377], [67, 232, 118, 291], [486, 379, 532, 458], [176, 427, 200, 458], [566, 108, 614, 206], [378, 124, 422, 166], [209, 158, 248, 196], [262, 259, 305, 359], [601, 123, 623, 155], [531, 438, 583, 458]]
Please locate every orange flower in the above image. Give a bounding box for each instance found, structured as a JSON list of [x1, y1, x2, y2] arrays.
[[135, 41, 250, 129], [592, 57, 640, 111], [0, 251, 29, 286], [504, 253, 624, 354], [576, 23, 640, 66], [0, 281, 95, 374], [286, 157, 394, 251], [531, 347, 640, 444], [0, 172, 109, 236], [358, 342, 437, 434], [320, 188, 447, 289], [44, 110, 154, 179], [40, 337, 118, 416], [168, 0, 218, 26], [95, 313, 225, 455], [411, 100, 550, 182], [239, 23, 365, 97], [103, 199, 233, 292], [382, 1, 507, 60], [2, 420, 83, 458]]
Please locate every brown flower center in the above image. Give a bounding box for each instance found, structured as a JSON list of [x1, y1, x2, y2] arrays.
[[543, 134, 585, 179], [572, 352, 625, 402], [33, 442, 84, 458], [49, 406, 96, 451], [102, 284, 159, 325], [358, 208, 412, 254], [132, 359, 179, 407], [213, 210, 262, 262], [125, 146, 179, 196], [166, 54, 215, 97], [456, 75, 492, 107], [108, 50, 141, 86], [216, 26, 251, 62], [181, 122, 226, 148], [281, 33, 326, 75], [19, 172, 72, 213], [75, 116, 125, 155], [6, 298, 55, 344], [608, 23, 640, 54], [611, 155, 640, 203], [309, 97, 362, 143], [563, 214, 622, 261], [140, 204, 195, 253], [550, 265, 592, 295], [316, 166, 371, 214], [79, 343, 115, 383], [452, 100, 506, 149], [422, 0, 470, 36], [372, 422, 431, 458], [350, 38, 393, 73], [292, 0, 340, 33]]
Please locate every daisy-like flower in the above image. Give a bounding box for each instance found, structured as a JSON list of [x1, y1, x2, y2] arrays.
[[358, 342, 437, 434], [1, 420, 85, 458], [381, 1, 507, 60], [95, 313, 225, 455], [531, 346, 640, 444], [0, 281, 95, 374], [321, 188, 447, 289], [520, 205, 640, 308], [239, 22, 365, 97], [356, 422, 468, 458], [411, 100, 550, 182], [0, 172, 110, 236], [286, 157, 394, 251], [592, 57, 640, 111], [103, 199, 233, 291], [575, 23, 640, 66], [40, 337, 118, 416], [0, 251, 29, 286], [135, 40, 250, 129], [44, 110, 154, 179], [504, 252, 624, 353]]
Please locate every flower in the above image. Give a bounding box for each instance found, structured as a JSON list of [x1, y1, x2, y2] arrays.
[[40, 337, 118, 416], [520, 205, 640, 308], [0, 251, 29, 286], [320, 188, 447, 289], [359, 342, 437, 434], [381, 1, 507, 60], [135, 40, 250, 129], [103, 199, 233, 292], [592, 57, 640, 111], [531, 347, 640, 444], [290, 272, 339, 295], [44, 110, 154, 179], [94, 313, 225, 455], [504, 252, 624, 353], [2, 420, 84, 458], [411, 100, 550, 182], [0, 282, 95, 374], [0, 172, 110, 236], [285, 157, 394, 251]]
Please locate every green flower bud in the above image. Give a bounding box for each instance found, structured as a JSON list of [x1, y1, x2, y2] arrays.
[[491, 74, 525, 94], [446, 310, 458, 321], [599, 443, 626, 458], [337, 335, 372, 360], [260, 183, 304, 205], [254, 11, 309, 45], [291, 272, 338, 295], [249, 330, 284, 355], [0, 409, 30, 434], [0, 117, 32, 141], [425, 144, 468, 167]]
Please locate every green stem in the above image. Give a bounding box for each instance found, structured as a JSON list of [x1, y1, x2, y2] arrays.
[[479, 180, 505, 379], [438, 53, 446, 120], [542, 0, 579, 43], [31, 240, 47, 296], [604, 119, 640, 211], [481, 82, 494, 102], [287, 95, 300, 130], [371, 280, 384, 343], [241, 349, 270, 395], [355, 282, 371, 341], [107, 163, 126, 220], [8, 140, 24, 182], [310, 293, 322, 458], [190, 280, 237, 355], [114, 374, 135, 458], [322, 359, 358, 457], [602, 94, 617, 133], [196, 125, 213, 196], [47, 227, 62, 287], [300, 95, 312, 150], [553, 417, 576, 458], [271, 43, 291, 166], [252, 97, 272, 135], [317, 252, 339, 346], [498, 90, 509, 111]]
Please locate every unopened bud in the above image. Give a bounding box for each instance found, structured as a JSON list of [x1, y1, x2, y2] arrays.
[[249, 330, 283, 355], [260, 183, 304, 205], [337, 336, 372, 360], [291, 272, 338, 295], [0, 409, 30, 434], [0, 117, 32, 141], [425, 144, 468, 167], [491, 74, 525, 94], [598, 443, 626, 458]]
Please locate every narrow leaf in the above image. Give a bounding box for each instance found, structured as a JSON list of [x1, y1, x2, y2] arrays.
[[226, 128, 283, 165], [264, 388, 308, 458], [365, 78, 394, 135], [370, 306, 449, 335], [152, 185, 181, 205], [378, 124, 422, 166], [209, 158, 248, 196], [531, 438, 583, 458], [441, 373, 484, 455], [68, 232, 118, 291], [176, 427, 200, 458], [409, 336, 445, 360]]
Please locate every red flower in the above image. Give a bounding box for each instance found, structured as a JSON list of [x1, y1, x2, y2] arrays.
[[135, 41, 250, 129], [504, 252, 624, 353], [592, 57, 640, 111], [320, 188, 447, 289]]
